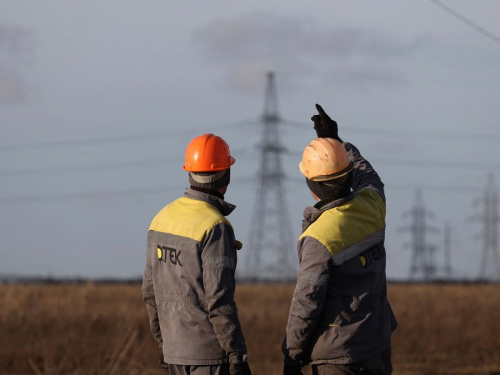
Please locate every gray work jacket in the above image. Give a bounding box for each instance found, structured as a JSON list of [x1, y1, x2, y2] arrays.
[[142, 188, 247, 365], [283, 142, 398, 365]]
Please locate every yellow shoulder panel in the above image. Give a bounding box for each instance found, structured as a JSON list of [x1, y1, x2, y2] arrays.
[[300, 189, 385, 255], [149, 197, 231, 242]]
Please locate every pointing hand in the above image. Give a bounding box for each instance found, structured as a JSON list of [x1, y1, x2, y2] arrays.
[[311, 104, 339, 140]]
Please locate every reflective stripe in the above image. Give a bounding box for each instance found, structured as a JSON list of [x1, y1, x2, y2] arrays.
[[298, 271, 329, 285], [202, 256, 236, 270], [332, 227, 385, 265]]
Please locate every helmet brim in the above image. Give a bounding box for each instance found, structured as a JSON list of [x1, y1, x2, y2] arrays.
[[299, 161, 353, 182]]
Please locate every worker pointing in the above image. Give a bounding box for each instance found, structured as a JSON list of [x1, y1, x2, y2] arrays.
[[142, 133, 251, 375], [282, 105, 398, 375]]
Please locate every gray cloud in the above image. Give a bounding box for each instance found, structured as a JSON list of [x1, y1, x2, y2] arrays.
[[192, 12, 423, 90], [0, 25, 35, 64], [0, 67, 26, 104], [0, 25, 35, 105]]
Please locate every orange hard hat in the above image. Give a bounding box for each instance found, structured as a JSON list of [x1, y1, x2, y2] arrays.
[[298, 138, 353, 181], [183, 133, 235, 172]]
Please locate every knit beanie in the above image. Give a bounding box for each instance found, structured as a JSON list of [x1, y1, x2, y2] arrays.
[[306, 172, 353, 201], [189, 168, 231, 191]]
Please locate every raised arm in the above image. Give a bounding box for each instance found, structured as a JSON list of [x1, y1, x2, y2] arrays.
[[311, 104, 385, 201]]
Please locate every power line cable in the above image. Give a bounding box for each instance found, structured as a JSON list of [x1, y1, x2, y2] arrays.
[[2, 118, 500, 154], [3, 151, 500, 177], [288, 179, 485, 193], [282, 118, 500, 143], [0, 159, 171, 176], [0, 146, 254, 176], [371, 157, 500, 171], [0, 185, 184, 204], [428, 0, 500, 46], [0, 178, 489, 204], [347, 127, 500, 143], [283, 147, 500, 170], [386, 183, 481, 193], [0, 118, 259, 153], [0, 131, 173, 152]]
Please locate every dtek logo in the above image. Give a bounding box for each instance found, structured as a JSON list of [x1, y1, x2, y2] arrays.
[[157, 246, 183, 267], [359, 243, 385, 268]]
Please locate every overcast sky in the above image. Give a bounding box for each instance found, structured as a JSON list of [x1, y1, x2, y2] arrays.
[[1, 0, 500, 281]]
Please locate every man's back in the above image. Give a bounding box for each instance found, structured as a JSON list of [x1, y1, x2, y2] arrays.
[[295, 187, 395, 364], [283, 105, 397, 375], [144, 190, 241, 364], [142, 133, 250, 375]]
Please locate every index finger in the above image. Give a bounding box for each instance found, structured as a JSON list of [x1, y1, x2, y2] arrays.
[[315, 103, 326, 115]]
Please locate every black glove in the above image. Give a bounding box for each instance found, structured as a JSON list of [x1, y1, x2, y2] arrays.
[[158, 351, 170, 373], [230, 362, 252, 375], [283, 362, 303, 375], [311, 103, 340, 140]]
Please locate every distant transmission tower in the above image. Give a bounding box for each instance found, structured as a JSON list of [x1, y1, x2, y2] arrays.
[[399, 188, 439, 281], [245, 72, 295, 281], [472, 173, 500, 281], [443, 222, 453, 279]]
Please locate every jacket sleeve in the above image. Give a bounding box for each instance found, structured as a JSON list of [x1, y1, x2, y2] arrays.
[[344, 142, 385, 202], [202, 223, 248, 363], [142, 233, 162, 345], [283, 236, 331, 363]]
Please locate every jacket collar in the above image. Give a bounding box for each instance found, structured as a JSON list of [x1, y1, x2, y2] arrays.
[[184, 187, 236, 217], [302, 191, 356, 228]]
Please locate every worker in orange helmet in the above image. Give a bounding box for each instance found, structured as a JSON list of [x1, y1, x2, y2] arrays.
[[142, 133, 251, 375], [282, 105, 398, 375]]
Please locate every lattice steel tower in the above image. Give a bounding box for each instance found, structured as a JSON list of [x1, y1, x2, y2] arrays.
[[399, 188, 439, 281], [443, 222, 453, 279], [474, 173, 500, 281], [245, 72, 295, 281]]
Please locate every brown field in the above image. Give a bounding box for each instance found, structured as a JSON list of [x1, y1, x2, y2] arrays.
[[1, 283, 500, 375]]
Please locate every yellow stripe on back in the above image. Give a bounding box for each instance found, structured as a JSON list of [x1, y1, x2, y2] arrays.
[[300, 189, 385, 256], [149, 197, 231, 242]]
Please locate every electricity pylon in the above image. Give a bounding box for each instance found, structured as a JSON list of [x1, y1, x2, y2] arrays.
[[472, 173, 500, 281], [443, 222, 453, 279], [244, 72, 296, 281], [399, 188, 439, 281]]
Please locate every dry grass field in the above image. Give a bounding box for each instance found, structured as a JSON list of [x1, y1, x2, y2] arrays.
[[1, 282, 500, 375]]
